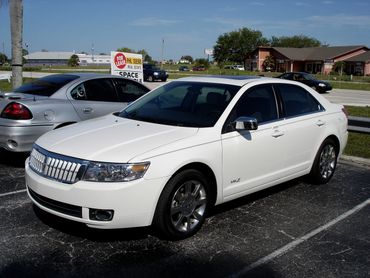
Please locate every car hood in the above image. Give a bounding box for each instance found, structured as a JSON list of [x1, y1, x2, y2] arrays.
[[35, 114, 198, 163]]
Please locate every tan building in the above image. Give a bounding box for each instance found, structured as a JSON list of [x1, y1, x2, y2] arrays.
[[344, 51, 370, 76], [246, 45, 369, 75]]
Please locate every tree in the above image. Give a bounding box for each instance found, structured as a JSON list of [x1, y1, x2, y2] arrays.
[[0, 52, 8, 65], [270, 35, 321, 48], [262, 55, 275, 71], [116, 47, 135, 53], [137, 49, 153, 63], [68, 54, 79, 67], [181, 55, 193, 63], [213, 27, 268, 68], [194, 58, 210, 68], [332, 61, 346, 76], [8, 0, 23, 88]]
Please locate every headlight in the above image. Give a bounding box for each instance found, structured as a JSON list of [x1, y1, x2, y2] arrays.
[[153, 72, 159, 75], [318, 83, 326, 87], [83, 162, 150, 182]]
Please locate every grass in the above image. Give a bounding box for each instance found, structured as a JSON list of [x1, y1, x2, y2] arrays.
[[345, 106, 370, 118], [344, 106, 370, 159], [0, 78, 35, 92], [344, 132, 370, 159]]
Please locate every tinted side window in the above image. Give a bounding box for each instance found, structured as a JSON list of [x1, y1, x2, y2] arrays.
[[229, 85, 278, 124], [114, 79, 149, 102], [276, 84, 323, 117], [71, 79, 117, 102]]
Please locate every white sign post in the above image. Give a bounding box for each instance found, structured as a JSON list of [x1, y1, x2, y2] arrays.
[[111, 51, 143, 83]]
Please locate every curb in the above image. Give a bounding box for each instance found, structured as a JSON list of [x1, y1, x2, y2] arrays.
[[340, 155, 370, 167]]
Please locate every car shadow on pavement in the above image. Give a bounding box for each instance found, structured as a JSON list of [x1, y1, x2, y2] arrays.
[[33, 205, 153, 242], [0, 149, 29, 168], [210, 178, 303, 217], [32, 177, 304, 244]]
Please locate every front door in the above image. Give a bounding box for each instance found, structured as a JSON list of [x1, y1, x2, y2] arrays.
[[221, 84, 285, 199]]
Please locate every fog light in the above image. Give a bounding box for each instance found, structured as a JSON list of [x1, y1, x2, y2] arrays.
[[89, 209, 114, 221], [7, 139, 18, 149]]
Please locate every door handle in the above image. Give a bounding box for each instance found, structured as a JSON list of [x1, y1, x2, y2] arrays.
[[83, 107, 93, 114], [272, 130, 284, 138], [316, 120, 325, 127]]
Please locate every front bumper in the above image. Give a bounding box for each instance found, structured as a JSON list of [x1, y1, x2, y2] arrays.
[[0, 124, 54, 152], [25, 159, 167, 229]]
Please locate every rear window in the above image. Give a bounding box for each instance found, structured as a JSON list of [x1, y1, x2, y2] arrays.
[[14, 74, 79, 96]]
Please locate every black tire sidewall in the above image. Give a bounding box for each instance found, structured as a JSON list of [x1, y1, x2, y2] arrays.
[[153, 169, 210, 240], [310, 138, 338, 184]]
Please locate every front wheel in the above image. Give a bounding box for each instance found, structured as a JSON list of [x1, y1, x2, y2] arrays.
[[147, 75, 154, 82], [153, 169, 210, 240], [309, 138, 338, 184]]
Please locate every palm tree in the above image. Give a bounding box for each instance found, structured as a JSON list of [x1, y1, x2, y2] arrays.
[[9, 0, 23, 88]]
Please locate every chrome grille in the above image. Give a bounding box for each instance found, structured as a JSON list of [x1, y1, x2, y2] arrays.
[[29, 146, 86, 184]]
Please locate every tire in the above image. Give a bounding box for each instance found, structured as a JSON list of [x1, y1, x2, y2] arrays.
[[153, 169, 210, 240], [309, 138, 338, 184], [148, 75, 154, 82], [311, 86, 317, 91], [161, 78, 167, 82]]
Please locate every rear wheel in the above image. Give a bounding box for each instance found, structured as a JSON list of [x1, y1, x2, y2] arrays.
[[309, 138, 338, 184], [148, 75, 154, 82], [153, 169, 210, 240]]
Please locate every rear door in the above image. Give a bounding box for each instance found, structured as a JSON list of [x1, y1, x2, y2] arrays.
[[69, 78, 124, 120], [273, 83, 327, 175]]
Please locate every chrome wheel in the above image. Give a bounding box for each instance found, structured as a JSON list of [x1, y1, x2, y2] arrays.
[[170, 180, 207, 233], [319, 144, 336, 179]]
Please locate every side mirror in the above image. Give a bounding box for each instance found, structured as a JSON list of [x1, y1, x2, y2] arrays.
[[233, 116, 258, 131]]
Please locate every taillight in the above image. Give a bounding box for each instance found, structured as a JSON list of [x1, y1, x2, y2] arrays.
[[341, 107, 348, 119], [1, 102, 33, 120]]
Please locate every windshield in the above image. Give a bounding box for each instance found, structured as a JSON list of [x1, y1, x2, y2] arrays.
[[14, 74, 79, 96], [302, 73, 316, 81], [119, 81, 240, 127]]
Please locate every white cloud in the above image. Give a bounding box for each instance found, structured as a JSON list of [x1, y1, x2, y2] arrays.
[[308, 14, 370, 27], [295, 2, 310, 6], [130, 17, 180, 26], [250, 2, 265, 6], [322, 0, 334, 4]]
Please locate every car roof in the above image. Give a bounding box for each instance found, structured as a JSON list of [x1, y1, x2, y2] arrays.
[[44, 72, 122, 78], [175, 75, 272, 86]]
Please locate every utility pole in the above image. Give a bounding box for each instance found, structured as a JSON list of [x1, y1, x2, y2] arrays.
[[161, 38, 164, 69], [91, 43, 94, 63]]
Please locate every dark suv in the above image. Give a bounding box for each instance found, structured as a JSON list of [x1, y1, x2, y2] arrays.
[[143, 64, 169, 82]]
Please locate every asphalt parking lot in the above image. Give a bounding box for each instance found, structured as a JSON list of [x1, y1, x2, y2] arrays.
[[0, 150, 369, 278]]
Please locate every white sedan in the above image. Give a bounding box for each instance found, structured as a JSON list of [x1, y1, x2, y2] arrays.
[[25, 76, 348, 240]]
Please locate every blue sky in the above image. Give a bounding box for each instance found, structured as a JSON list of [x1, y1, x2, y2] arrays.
[[1, 0, 370, 61]]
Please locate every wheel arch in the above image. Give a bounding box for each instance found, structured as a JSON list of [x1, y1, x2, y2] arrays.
[[324, 134, 340, 155], [169, 162, 218, 207], [310, 134, 340, 172]]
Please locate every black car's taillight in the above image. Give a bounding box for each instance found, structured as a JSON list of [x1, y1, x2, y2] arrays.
[[1, 102, 33, 120]]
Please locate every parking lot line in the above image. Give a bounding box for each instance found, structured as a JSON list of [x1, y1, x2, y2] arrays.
[[231, 197, 370, 277], [0, 189, 27, 198]]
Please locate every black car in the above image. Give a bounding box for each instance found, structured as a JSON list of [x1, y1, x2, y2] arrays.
[[277, 72, 332, 93], [143, 64, 168, 82]]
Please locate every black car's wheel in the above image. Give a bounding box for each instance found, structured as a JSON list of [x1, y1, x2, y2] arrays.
[[153, 169, 210, 240], [161, 78, 167, 82], [311, 86, 317, 91], [148, 75, 154, 82], [309, 138, 338, 184]]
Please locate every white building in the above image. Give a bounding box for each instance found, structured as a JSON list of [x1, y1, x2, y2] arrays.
[[77, 53, 111, 65], [24, 51, 111, 66]]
